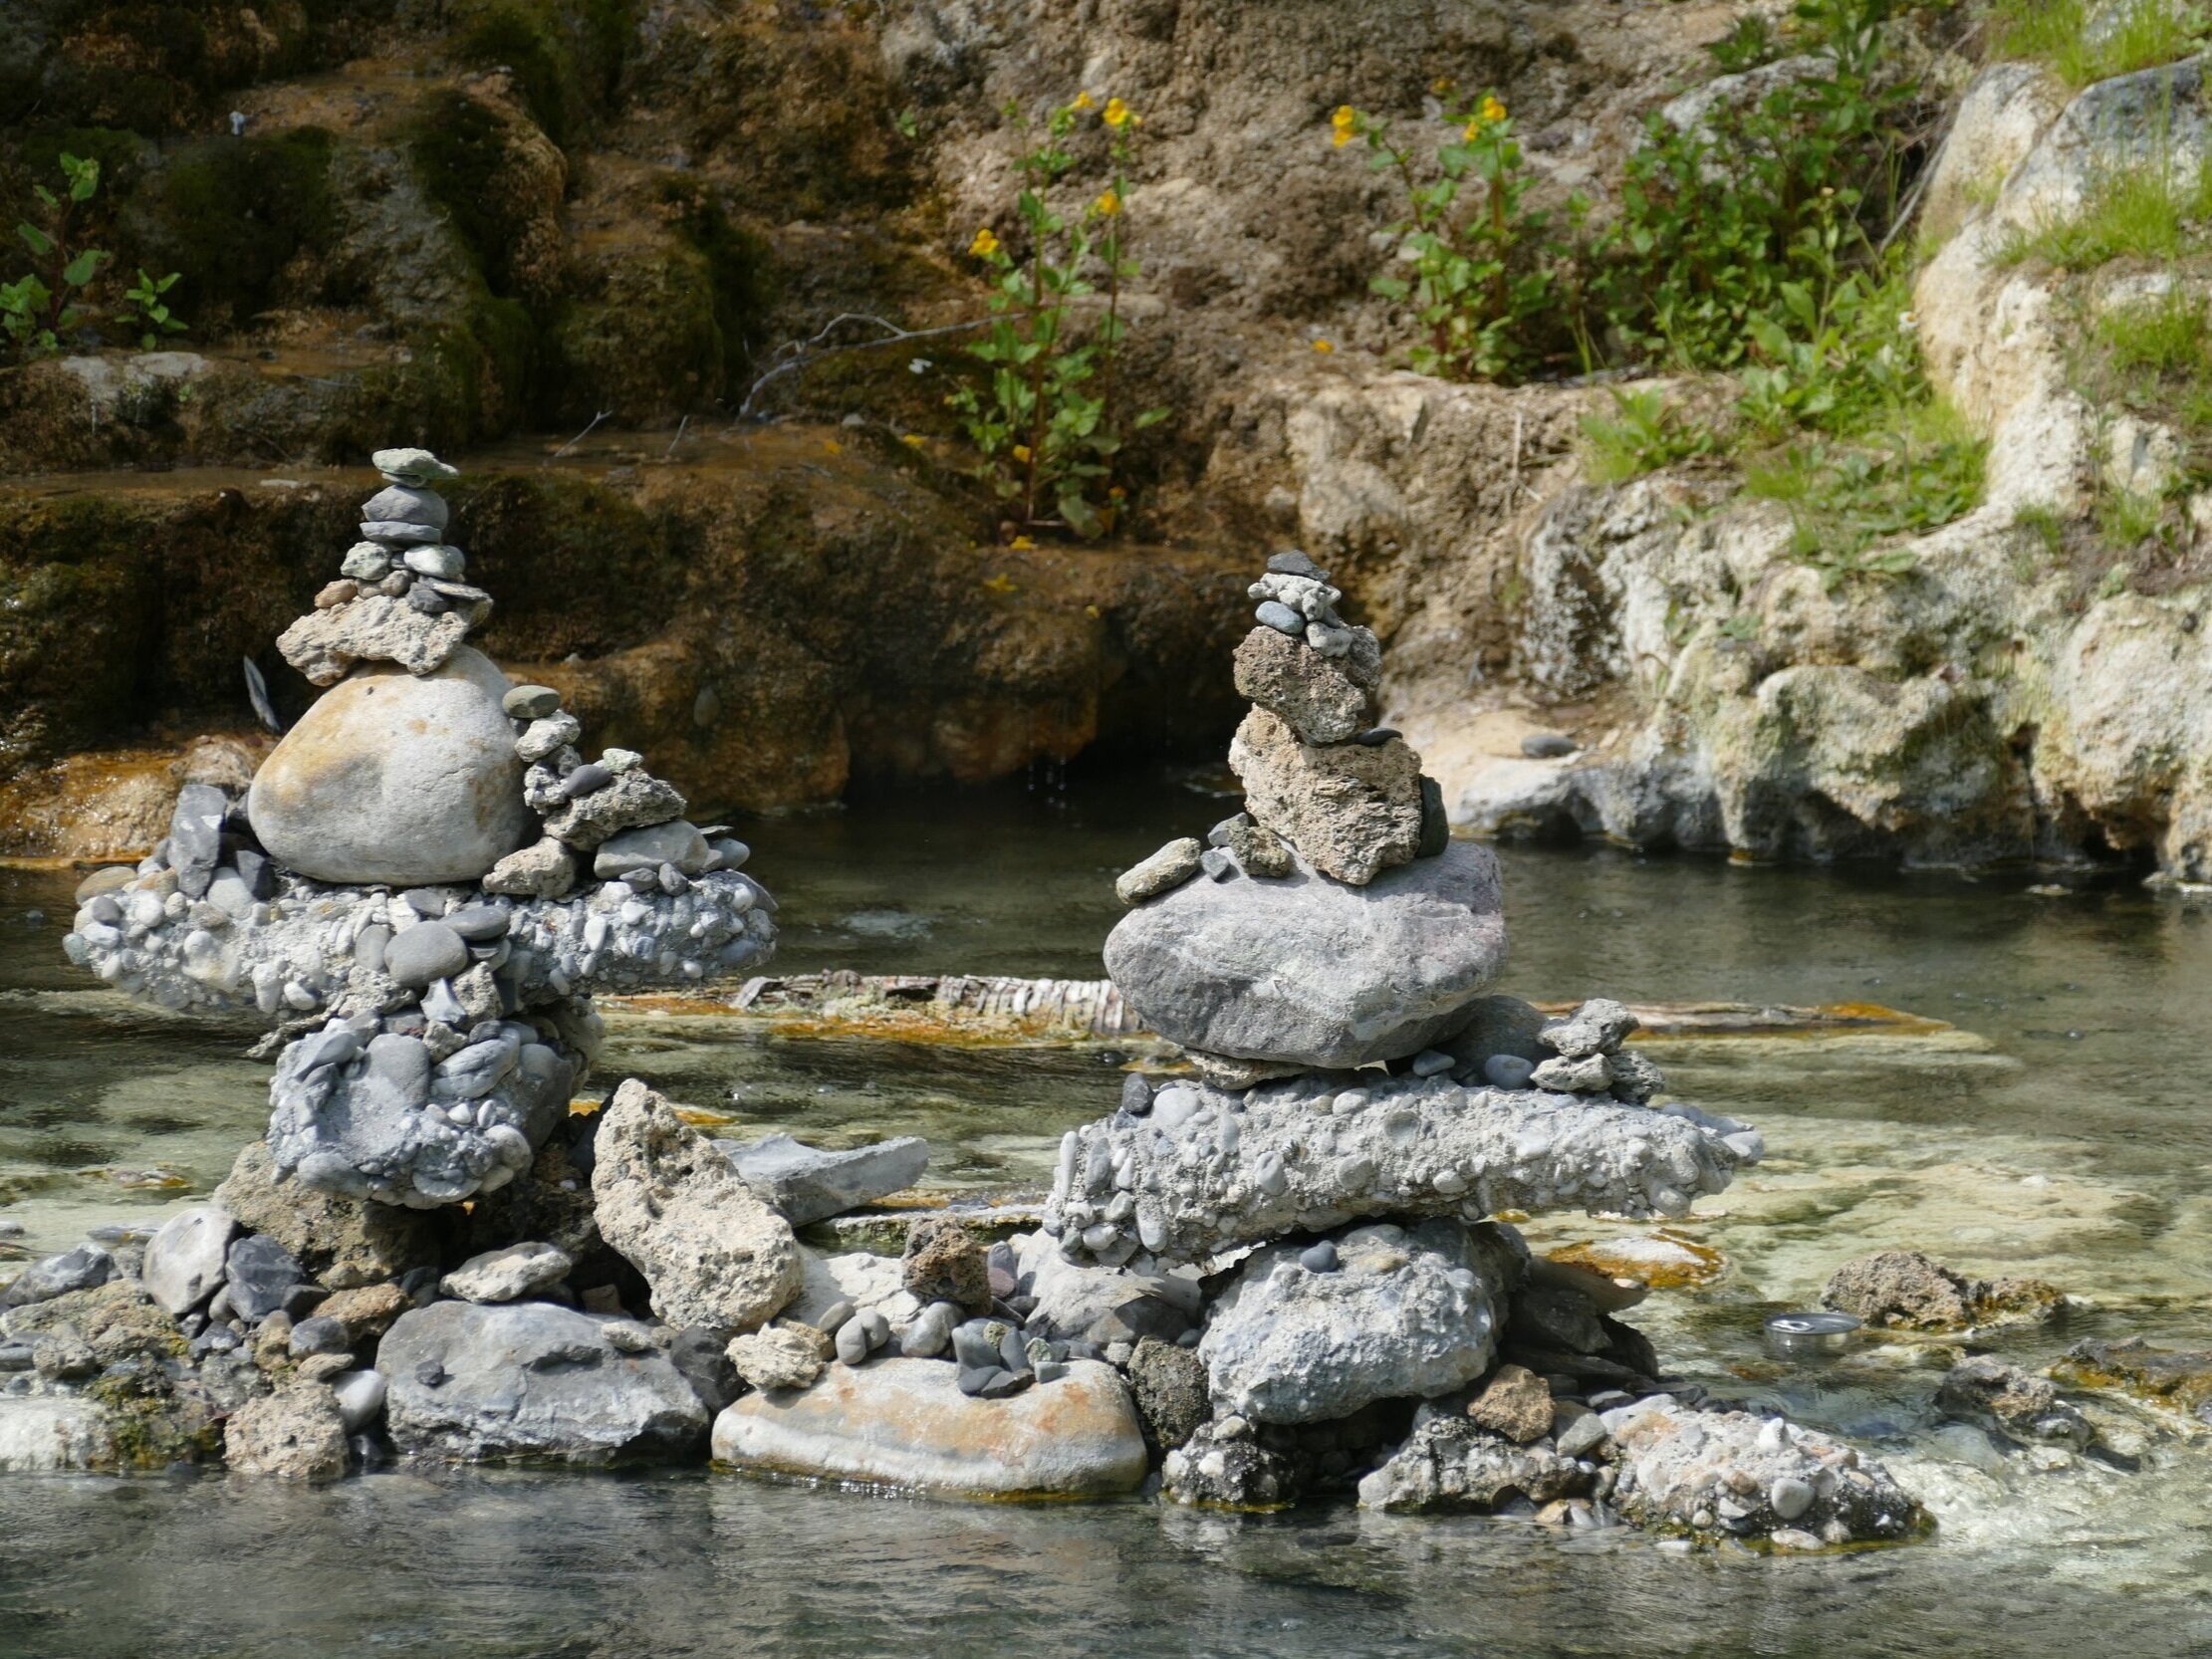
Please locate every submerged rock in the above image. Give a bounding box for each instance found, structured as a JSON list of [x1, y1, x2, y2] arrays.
[[1103, 839, 1508, 1068], [710, 1356, 1148, 1497], [1047, 1071, 1753, 1268], [1599, 1397, 1927, 1546], [592, 1079, 802, 1332], [247, 648, 533, 886], [2057, 1336, 2212, 1420], [377, 1300, 708, 1464], [1936, 1356, 2092, 1449], [1200, 1221, 1521, 1425], [224, 1382, 350, 1480], [1822, 1250, 2064, 1331]]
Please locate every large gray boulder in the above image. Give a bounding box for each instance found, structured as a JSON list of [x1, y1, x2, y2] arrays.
[[377, 1301, 708, 1464], [247, 647, 533, 886], [711, 1356, 1148, 1497], [1046, 1070, 1756, 1268], [1103, 839, 1509, 1068], [592, 1079, 802, 1331], [1199, 1221, 1521, 1424], [719, 1131, 929, 1226]]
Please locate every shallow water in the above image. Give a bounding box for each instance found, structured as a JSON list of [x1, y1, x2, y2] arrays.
[[4, 766, 2212, 1659]]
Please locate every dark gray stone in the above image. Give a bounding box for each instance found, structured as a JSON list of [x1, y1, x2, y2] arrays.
[[442, 905, 511, 943], [718, 1131, 930, 1227], [226, 1234, 305, 1322], [168, 783, 230, 900], [1267, 550, 1329, 581], [562, 764, 613, 800], [669, 1325, 742, 1414], [1521, 732, 1579, 759], [0, 1246, 116, 1308]]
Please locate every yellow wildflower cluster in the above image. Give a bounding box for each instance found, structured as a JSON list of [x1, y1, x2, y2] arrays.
[[1332, 105, 1357, 147], [1103, 97, 1137, 129], [1463, 95, 1506, 137], [968, 226, 1001, 259], [1094, 187, 1120, 217], [1072, 92, 1095, 112]]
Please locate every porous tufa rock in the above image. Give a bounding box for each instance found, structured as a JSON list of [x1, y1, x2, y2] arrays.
[[1229, 707, 1423, 885], [1821, 1250, 2065, 1331], [483, 836, 578, 899], [1355, 1412, 1590, 1513], [223, 1382, 352, 1480], [540, 768, 688, 850], [213, 1140, 440, 1289], [1045, 1070, 1757, 1268], [726, 1320, 833, 1392], [275, 595, 474, 686], [1232, 625, 1374, 744], [592, 1078, 803, 1332], [1199, 1220, 1522, 1425]]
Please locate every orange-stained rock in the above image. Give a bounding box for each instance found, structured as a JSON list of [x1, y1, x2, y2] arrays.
[[712, 1356, 1149, 1498]]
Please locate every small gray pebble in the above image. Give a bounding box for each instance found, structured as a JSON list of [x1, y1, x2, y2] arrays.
[[1255, 599, 1305, 636], [1300, 1241, 1340, 1274], [1521, 732, 1579, 759]]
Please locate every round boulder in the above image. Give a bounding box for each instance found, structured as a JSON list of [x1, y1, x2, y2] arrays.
[[246, 647, 534, 885]]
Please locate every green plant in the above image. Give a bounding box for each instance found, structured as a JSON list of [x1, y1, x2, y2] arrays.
[[1336, 92, 1584, 380], [1708, 14, 1781, 71], [5, 152, 107, 358], [123, 269, 186, 351], [2096, 486, 2166, 548], [950, 94, 1166, 536], [2013, 502, 2069, 558], [2095, 286, 2209, 374], [1747, 412, 1986, 588], [1580, 385, 1717, 480], [1987, 0, 2212, 88]]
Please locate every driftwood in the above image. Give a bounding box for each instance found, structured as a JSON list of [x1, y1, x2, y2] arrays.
[[610, 974, 1945, 1046]]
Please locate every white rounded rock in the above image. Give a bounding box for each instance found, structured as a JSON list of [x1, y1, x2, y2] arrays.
[[246, 646, 534, 886]]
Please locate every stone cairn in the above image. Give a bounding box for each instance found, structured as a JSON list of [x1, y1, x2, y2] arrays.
[[1009, 550, 1927, 1541], [7, 525, 1924, 1543], [63, 444, 777, 1213]]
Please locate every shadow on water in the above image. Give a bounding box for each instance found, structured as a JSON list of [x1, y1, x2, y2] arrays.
[[5, 761, 2212, 1658]]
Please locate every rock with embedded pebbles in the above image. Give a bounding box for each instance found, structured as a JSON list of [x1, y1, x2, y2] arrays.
[[1200, 1221, 1521, 1424], [247, 648, 533, 885], [377, 1300, 708, 1464], [1356, 1412, 1590, 1513], [1047, 1069, 1755, 1267], [1229, 707, 1423, 884], [1104, 839, 1508, 1068], [591, 1079, 801, 1331]]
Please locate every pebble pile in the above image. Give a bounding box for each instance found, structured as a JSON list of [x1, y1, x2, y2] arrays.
[[63, 445, 779, 1207]]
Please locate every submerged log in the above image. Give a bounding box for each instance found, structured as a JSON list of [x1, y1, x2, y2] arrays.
[[608, 975, 1948, 1048]]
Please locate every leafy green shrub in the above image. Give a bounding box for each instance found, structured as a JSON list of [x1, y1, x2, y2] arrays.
[[1580, 386, 1717, 482], [4, 150, 188, 361], [1336, 93, 1584, 380], [950, 94, 1166, 537]]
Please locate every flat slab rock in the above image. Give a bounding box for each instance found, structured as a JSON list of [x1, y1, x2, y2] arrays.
[[1046, 1071, 1756, 1269], [711, 1356, 1149, 1498], [718, 1131, 929, 1226], [1103, 839, 1508, 1069], [377, 1300, 708, 1465], [275, 593, 473, 687], [65, 863, 776, 1027]]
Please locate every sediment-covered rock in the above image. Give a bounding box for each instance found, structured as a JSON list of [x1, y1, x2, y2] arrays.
[[1199, 1221, 1521, 1424], [1102, 840, 1508, 1068], [377, 1300, 709, 1464], [592, 1079, 802, 1332], [1822, 1250, 2064, 1331], [1355, 1412, 1591, 1514], [710, 1356, 1148, 1497], [1936, 1356, 2092, 1449], [1046, 1071, 1753, 1267], [1599, 1397, 1927, 1546]]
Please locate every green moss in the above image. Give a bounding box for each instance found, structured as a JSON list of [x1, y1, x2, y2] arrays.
[[128, 127, 342, 334], [653, 173, 778, 387], [545, 240, 723, 421], [447, 0, 636, 147], [407, 90, 529, 295], [89, 1365, 220, 1470]]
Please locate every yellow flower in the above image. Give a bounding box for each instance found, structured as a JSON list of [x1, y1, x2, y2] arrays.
[[968, 226, 1001, 259], [1095, 187, 1120, 217], [1012, 443, 1032, 462], [900, 433, 927, 450], [1332, 105, 1358, 147], [1103, 97, 1138, 129], [1311, 339, 1336, 354], [1430, 77, 1456, 97], [982, 574, 1019, 593], [1009, 535, 1036, 550], [1464, 95, 1506, 137], [1072, 91, 1095, 111], [822, 438, 843, 455]]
